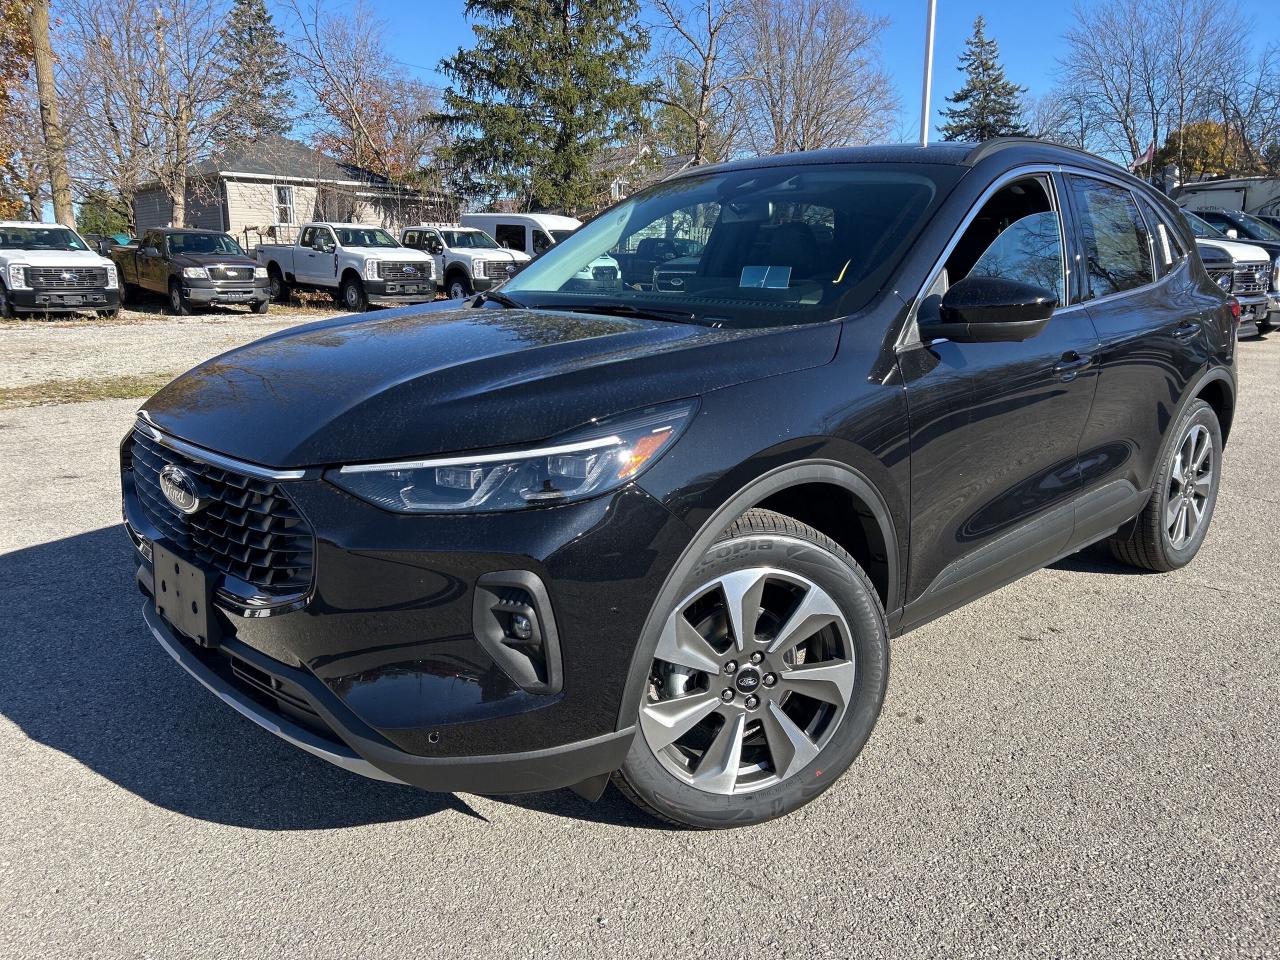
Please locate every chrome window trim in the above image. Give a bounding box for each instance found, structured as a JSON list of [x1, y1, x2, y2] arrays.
[[896, 164, 1069, 352], [134, 411, 308, 480]]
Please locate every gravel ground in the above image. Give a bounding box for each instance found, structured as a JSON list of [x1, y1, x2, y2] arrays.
[[0, 303, 344, 389], [0, 329, 1277, 959]]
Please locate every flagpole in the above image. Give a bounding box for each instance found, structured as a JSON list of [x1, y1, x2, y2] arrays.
[[920, 0, 938, 147]]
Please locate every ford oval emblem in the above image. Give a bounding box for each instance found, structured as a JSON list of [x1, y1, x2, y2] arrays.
[[404, 265, 417, 275], [669, 277, 684, 288], [61, 271, 77, 282], [159, 464, 204, 515]]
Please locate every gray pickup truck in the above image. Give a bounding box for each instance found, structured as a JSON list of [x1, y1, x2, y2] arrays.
[[112, 228, 269, 315]]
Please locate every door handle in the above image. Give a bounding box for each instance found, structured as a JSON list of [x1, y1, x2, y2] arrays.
[[1172, 321, 1200, 341], [1054, 352, 1093, 381]]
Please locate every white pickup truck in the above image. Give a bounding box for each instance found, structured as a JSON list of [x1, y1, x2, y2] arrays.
[[400, 224, 529, 299], [0, 220, 120, 318], [254, 222, 436, 311]]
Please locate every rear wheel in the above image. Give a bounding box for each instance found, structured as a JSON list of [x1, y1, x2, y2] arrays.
[[616, 508, 889, 828], [1109, 399, 1221, 572], [267, 266, 290, 303]]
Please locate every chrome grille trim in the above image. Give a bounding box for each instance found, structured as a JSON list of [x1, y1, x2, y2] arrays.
[[28, 266, 108, 289]]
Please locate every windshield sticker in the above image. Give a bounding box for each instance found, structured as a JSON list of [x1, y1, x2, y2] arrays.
[[740, 265, 791, 289]]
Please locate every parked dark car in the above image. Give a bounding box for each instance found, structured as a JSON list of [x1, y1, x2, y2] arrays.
[[112, 228, 269, 314], [122, 140, 1236, 828]]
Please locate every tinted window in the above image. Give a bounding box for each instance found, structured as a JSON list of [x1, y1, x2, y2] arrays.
[[494, 224, 525, 250], [299, 226, 314, 247], [403, 230, 420, 247], [335, 228, 398, 248], [532, 230, 554, 254], [1068, 177, 1153, 299]]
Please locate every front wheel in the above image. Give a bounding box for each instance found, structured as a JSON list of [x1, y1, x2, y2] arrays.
[[167, 281, 189, 316], [615, 509, 889, 828], [252, 299, 269, 315], [0, 284, 14, 319], [447, 275, 473, 300], [341, 276, 368, 311], [1109, 399, 1222, 571]]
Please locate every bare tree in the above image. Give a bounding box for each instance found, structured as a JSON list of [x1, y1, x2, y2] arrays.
[[729, 0, 897, 155], [648, 0, 748, 165], [285, 0, 440, 183], [29, 0, 74, 224]]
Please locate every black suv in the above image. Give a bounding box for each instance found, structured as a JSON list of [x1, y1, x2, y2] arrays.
[[122, 140, 1236, 828]]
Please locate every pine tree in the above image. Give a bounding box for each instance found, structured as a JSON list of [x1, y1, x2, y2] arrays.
[[437, 0, 651, 213], [217, 0, 295, 143], [939, 16, 1027, 142]]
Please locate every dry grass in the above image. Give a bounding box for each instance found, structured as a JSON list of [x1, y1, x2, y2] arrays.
[[0, 372, 178, 408]]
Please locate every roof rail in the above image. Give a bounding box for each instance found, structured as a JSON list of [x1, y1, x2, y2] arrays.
[[964, 137, 1126, 171]]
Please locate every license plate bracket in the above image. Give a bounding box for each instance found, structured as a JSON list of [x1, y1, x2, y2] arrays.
[[153, 542, 219, 646]]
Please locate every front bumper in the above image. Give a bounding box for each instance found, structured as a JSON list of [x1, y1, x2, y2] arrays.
[[364, 278, 437, 305], [122, 434, 690, 793], [9, 286, 120, 312], [183, 279, 269, 305], [1236, 293, 1270, 337]]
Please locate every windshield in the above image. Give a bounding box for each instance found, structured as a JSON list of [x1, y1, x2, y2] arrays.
[[501, 163, 962, 327], [1182, 211, 1224, 239], [550, 229, 576, 243], [336, 228, 399, 248], [0, 227, 89, 252], [442, 229, 500, 249], [167, 232, 244, 256], [1238, 212, 1280, 241]]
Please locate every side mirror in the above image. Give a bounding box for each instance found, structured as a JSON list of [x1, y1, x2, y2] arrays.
[[1225, 228, 1239, 239], [312, 241, 329, 252], [427, 239, 443, 254], [920, 276, 1056, 343]]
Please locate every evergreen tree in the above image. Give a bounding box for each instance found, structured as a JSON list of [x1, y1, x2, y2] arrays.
[[437, 0, 651, 212], [939, 16, 1027, 142], [217, 0, 295, 143]]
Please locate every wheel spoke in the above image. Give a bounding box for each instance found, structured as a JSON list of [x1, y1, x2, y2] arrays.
[[1164, 496, 1182, 531], [654, 612, 722, 674], [766, 584, 842, 656], [777, 658, 856, 708], [1191, 428, 1211, 471], [1171, 451, 1186, 486], [760, 701, 820, 780], [1172, 500, 1189, 544], [1188, 496, 1205, 535], [717, 569, 769, 651], [1193, 476, 1212, 497], [639, 690, 722, 751], [691, 710, 745, 794]]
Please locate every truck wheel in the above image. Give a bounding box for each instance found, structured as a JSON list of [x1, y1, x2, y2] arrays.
[[253, 299, 270, 315], [616, 508, 890, 829], [97, 308, 119, 319], [0, 284, 14, 319], [341, 276, 368, 311], [447, 274, 473, 300], [167, 281, 190, 316], [120, 282, 135, 305], [268, 266, 290, 303]]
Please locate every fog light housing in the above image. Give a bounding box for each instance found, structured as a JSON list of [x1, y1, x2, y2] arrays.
[[472, 571, 562, 694]]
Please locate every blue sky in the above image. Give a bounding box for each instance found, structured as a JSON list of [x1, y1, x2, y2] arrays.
[[333, 0, 1276, 142]]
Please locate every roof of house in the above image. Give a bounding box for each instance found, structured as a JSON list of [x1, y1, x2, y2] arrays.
[[188, 135, 393, 186]]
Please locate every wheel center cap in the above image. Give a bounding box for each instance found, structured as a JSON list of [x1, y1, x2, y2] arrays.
[[735, 668, 762, 695]]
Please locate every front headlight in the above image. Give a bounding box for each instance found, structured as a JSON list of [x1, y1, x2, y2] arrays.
[[6, 263, 29, 289], [365, 258, 381, 280], [1272, 256, 1279, 291], [182, 266, 208, 279], [254, 266, 268, 279], [328, 400, 696, 513], [104, 263, 118, 289], [472, 259, 486, 277]]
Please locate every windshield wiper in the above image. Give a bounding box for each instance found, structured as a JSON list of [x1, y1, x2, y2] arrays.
[[530, 302, 701, 325], [477, 289, 525, 309]]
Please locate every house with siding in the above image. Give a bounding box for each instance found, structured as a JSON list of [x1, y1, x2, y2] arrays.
[[132, 136, 449, 247]]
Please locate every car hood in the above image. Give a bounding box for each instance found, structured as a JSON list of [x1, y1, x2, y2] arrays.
[[1197, 237, 1272, 263], [465, 248, 527, 263], [142, 306, 839, 468], [1, 249, 110, 267], [348, 247, 434, 261], [174, 252, 259, 268]]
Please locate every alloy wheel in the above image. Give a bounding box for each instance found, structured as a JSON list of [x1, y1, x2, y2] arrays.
[[1166, 423, 1214, 549], [640, 568, 856, 795], [449, 280, 469, 299]]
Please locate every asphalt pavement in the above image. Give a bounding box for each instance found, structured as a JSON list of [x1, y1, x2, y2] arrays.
[[0, 333, 1277, 959]]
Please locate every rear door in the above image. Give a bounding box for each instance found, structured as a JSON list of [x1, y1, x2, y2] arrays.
[[1066, 174, 1209, 546], [899, 169, 1101, 628]]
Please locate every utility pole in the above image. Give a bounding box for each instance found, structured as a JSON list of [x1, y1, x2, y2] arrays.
[[920, 0, 937, 147], [29, 0, 75, 226]]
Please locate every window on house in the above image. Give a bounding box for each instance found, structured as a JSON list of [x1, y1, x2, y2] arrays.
[[275, 185, 295, 224]]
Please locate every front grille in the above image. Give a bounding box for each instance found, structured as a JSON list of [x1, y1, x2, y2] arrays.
[[482, 261, 511, 279], [28, 266, 107, 289], [129, 429, 314, 596], [592, 266, 620, 282], [208, 264, 256, 282], [381, 261, 433, 282], [1207, 267, 1233, 291], [1234, 262, 1269, 295]]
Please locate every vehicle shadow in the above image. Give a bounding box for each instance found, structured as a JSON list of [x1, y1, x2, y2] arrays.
[[0, 525, 482, 830], [1049, 541, 1159, 576]]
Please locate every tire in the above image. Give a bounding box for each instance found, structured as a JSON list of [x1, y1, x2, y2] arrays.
[[253, 299, 269, 315], [1108, 398, 1222, 572], [97, 309, 119, 319], [120, 282, 135, 305], [0, 283, 14, 319], [615, 508, 890, 829], [267, 266, 290, 304], [167, 281, 189, 316], [341, 275, 368, 311], [447, 273, 473, 300]]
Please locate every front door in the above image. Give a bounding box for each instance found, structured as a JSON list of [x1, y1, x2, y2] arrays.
[[297, 226, 336, 285], [899, 171, 1101, 628]]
